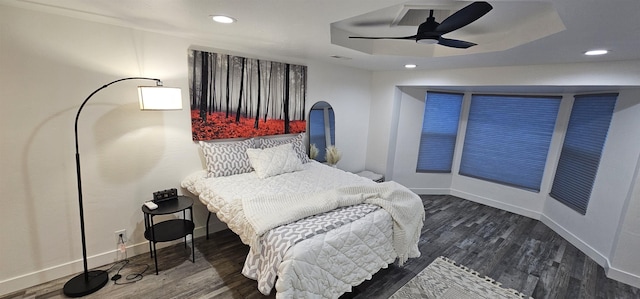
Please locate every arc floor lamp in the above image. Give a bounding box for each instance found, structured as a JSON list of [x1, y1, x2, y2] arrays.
[[63, 77, 182, 297]]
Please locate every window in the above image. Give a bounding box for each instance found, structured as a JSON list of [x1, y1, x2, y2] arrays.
[[550, 94, 617, 214], [416, 92, 464, 172], [459, 94, 561, 191], [309, 106, 335, 162]]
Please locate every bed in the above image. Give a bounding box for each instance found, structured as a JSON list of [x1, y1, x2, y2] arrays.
[[181, 134, 425, 298]]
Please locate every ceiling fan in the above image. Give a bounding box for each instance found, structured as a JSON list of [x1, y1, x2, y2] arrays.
[[349, 1, 493, 49]]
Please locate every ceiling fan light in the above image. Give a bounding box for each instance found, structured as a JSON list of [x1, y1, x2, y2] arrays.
[[416, 38, 438, 45]]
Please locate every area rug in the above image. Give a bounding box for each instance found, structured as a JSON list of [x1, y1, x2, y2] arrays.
[[389, 256, 532, 299]]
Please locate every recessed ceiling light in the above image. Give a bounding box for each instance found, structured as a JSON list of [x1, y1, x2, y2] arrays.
[[405, 64, 417, 69], [584, 49, 608, 56], [211, 15, 236, 24]]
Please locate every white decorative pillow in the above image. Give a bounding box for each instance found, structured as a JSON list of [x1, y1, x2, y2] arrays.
[[259, 133, 310, 163], [199, 139, 255, 177], [246, 143, 303, 179]]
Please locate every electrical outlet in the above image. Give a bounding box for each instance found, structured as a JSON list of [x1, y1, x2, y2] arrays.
[[115, 229, 127, 244]]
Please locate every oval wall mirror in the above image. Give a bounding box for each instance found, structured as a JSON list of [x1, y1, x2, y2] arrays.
[[308, 101, 335, 162]]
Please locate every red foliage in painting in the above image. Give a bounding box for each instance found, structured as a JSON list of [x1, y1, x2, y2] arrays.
[[191, 110, 306, 140]]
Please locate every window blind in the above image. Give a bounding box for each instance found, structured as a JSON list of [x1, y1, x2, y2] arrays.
[[550, 93, 617, 214], [459, 94, 561, 191], [416, 92, 463, 172]]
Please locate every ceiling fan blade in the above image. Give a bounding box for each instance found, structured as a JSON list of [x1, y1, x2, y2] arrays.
[[438, 37, 477, 49], [349, 35, 416, 40], [436, 1, 493, 34]]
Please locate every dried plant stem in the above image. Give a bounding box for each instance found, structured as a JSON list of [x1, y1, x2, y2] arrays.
[[325, 146, 341, 165], [310, 143, 319, 160]]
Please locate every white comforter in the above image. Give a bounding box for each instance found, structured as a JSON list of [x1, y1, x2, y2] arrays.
[[181, 161, 377, 245], [243, 182, 424, 265], [181, 161, 423, 298]]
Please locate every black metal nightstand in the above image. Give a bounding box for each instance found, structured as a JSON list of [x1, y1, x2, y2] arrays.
[[142, 195, 195, 274]]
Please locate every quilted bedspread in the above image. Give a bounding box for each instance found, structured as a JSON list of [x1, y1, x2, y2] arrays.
[[181, 161, 424, 298], [243, 203, 381, 295]]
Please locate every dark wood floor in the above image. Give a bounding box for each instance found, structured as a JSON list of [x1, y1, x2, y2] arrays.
[[3, 195, 639, 299]]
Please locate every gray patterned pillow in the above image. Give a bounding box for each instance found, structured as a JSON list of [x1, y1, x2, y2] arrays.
[[259, 133, 310, 163], [199, 139, 255, 177]]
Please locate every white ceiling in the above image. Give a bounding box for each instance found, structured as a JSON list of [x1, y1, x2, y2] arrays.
[[5, 0, 640, 71]]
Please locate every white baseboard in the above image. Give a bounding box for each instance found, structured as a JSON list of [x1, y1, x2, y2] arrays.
[[0, 226, 211, 297], [540, 214, 609, 266], [541, 215, 640, 289], [410, 187, 451, 195], [607, 266, 640, 289], [440, 189, 640, 288], [449, 188, 541, 220], [4, 198, 640, 295]]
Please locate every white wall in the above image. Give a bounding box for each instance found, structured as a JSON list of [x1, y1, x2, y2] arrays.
[[610, 148, 640, 286], [368, 65, 640, 287], [390, 87, 453, 194], [0, 5, 372, 295], [542, 89, 640, 285], [306, 61, 372, 172]]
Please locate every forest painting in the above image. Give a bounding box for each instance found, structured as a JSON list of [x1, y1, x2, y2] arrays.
[[188, 49, 307, 140]]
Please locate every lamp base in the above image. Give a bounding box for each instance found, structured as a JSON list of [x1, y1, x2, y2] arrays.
[[63, 270, 108, 297]]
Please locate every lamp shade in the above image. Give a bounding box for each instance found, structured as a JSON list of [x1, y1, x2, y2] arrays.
[[138, 86, 183, 110]]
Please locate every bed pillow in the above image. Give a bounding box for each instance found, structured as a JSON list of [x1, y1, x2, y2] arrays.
[[199, 139, 255, 177], [259, 133, 310, 163], [246, 143, 303, 179]]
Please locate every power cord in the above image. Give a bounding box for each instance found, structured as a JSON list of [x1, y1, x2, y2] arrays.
[[118, 234, 127, 260], [101, 234, 150, 285], [109, 259, 149, 285]]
